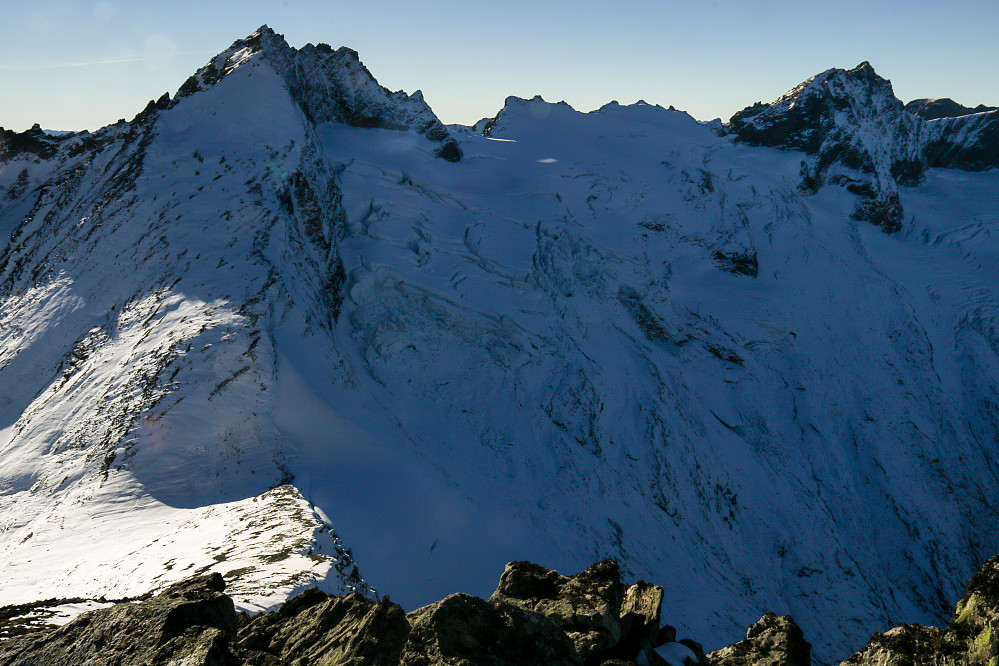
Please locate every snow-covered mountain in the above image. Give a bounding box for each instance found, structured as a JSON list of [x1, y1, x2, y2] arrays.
[[2, 26, 999, 663], [729, 61, 999, 232]]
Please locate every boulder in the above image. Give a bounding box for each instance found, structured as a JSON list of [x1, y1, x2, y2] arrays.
[[839, 624, 950, 666], [706, 612, 810, 666], [619, 582, 667, 658], [490, 559, 665, 665], [237, 590, 409, 665], [400, 592, 581, 666]]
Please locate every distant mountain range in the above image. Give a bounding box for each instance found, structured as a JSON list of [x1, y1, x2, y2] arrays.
[[2, 26, 999, 664]]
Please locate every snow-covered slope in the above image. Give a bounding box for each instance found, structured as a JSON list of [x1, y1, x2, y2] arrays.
[[924, 109, 999, 172], [2, 31, 999, 663], [0, 27, 371, 612]]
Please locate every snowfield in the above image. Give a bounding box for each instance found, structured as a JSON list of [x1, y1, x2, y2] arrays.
[[2, 27, 999, 663]]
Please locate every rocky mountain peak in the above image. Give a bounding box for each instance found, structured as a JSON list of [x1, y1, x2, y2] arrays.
[[173, 25, 288, 98], [0, 124, 63, 160], [729, 62, 924, 233], [905, 97, 999, 121], [730, 62, 902, 149], [728, 62, 999, 234], [172, 26, 462, 160], [845, 60, 880, 83], [237, 24, 291, 57]]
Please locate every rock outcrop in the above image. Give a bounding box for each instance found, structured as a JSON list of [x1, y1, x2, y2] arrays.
[[0, 573, 240, 666], [0, 124, 63, 160], [12, 553, 999, 665], [402, 592, 581, 666], [236, 589, 411, 665], [905, 98, 998, 121], [841, 554, 999, 666], [706, 613, 811, 666], [490, 559, 669, 665], [728, 62, 999, 233], [0, 560, 677, 666]]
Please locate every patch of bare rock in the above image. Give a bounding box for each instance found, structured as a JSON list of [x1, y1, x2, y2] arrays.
[[4, 554, 999, 666]]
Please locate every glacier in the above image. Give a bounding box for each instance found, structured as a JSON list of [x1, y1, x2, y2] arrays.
[[2, 26, 999, 663]]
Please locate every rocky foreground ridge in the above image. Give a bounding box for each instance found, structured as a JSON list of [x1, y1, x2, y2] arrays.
[[4, 555, 999, 666]]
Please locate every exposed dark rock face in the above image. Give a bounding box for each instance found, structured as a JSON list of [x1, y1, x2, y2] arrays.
[[0, 573, 241, 666], [237, 589, 410, 665], [490, 559, 668, 665], [905, 98, 998, 121], [924, 110, 999, 172], [491, 559, 627, 662], [842, 554, 999, 666], [840, 624, 951, 666], [728, 64, 999, 234], [706, 612, 811, 666], [729, 62, 921, 233], [712, 249, 759, 277], [401, 592, 581, 666], [0, 560, 672, 666], [0, 125, 62, 160]]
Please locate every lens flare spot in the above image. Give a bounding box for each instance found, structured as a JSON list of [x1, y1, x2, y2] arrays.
[[143, 34, 178, 70], [529, 100, 551, 120]]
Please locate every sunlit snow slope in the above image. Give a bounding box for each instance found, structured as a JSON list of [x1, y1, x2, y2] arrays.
[[2, 27, 999, 663]]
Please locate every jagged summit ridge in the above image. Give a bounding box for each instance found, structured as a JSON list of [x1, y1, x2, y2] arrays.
[[729, 62, 924, 233], [728, 61, 999, 233], [175, 25, 463, 162], [1, 25, 462, 164], [923, 107, 999, 172]]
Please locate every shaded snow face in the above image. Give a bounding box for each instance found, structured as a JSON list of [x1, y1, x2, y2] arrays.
[[302, 99, 999, 662], [3, 35, 999, 666]]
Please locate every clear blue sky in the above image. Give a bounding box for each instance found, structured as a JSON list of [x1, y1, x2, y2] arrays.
[[2, 0, 997, 132]]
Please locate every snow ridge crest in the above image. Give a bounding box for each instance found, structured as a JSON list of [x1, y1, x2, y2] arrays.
[[173, 25, 462, 161]]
